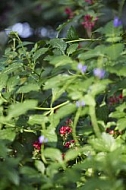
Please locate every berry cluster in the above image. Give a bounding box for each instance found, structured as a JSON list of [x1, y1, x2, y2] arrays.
[[59, 119, 75, 150], [108, 93, 123, 105], [60, 126, 72, 137], [64, 140, 75, 148], [33, 141, 42, 151]]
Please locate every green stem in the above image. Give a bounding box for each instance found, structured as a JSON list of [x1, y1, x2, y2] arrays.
[[54, 100, 69, 110], [0, 93, 8, 102], [35, 100, 69, 111], [72, 107, 82, 146], [14, 33, 31, 65], [65, 38, 101, 43], [2, 122, 15, 127], [89, 105, 101, 138], [119, 0, 125, 17], [35, 107, 51, 111]]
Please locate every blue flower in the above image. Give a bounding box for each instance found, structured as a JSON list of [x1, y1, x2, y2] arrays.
[[113, 17, 122, 27], [38, 135, 48, 144], [93, 68, 105, 79], [77, 63, 87, 73], [76, 100, 85, 107]]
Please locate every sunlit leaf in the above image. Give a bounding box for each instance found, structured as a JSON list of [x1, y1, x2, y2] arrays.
[[0, 128, 16, 141], [8, 100, 37, 119], [35, 160, 45, 174], [67, 43, 78, 55], [44, 148, 62, 162], [105, 44, 124, 60], [17, 83, 40, 93]]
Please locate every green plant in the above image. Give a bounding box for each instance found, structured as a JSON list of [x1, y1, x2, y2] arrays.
[[0, 0, 126, 189]]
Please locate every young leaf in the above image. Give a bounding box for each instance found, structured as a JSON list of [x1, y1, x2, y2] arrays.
[[49, 38, 67, 54], [66, 26, 79, 40], [33, 48, 48, 62]]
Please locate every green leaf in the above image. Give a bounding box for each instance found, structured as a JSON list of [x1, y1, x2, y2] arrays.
[[78, 49, 102, 60], [65, 148, 80, 162], [117, 118, 126, 131], [89, 132, 117, 152], [44, 148, 62, 163], [28, 115, 48, 125], [67, 43, 78, 55], [123, 89, 126, 96], [109, 110, 125, 119], [103, 21, 122, 42], [78, 178, 111, 190], [42, 127, 58, 145], [33, 48, 48, 61], [8, 170, 20, 185], [0, 128, 16, 141], [68, 91, 82, 100], [52, 87, 65, 103], [20, 166, 40, 178], [55, 103, 76, 119], [50, 55, 73, 67], [0, 73, 8, 91], [7, 76, 20, 92], [0, 140, 8, 157], [84, 94, 96, 106], [66, 26, 79, 40], [3, 62, 23, 74], [89, 80, 110, 96], [17, 83, 40, 93], [105, 44, 124, 60], [61, 167, 81, 184], [44, 74, 71, 90], [8, 100, 37, 119], [116, 103, 126, 112], [107, 64, 126, 76], [49, 38, 67, 54], [106, 36, 122, 43], [35, 160, 45, 174], [101, 132, 117, 151]]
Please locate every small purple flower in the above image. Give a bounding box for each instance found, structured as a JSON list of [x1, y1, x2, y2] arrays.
[[76, 100, 85, 107], [38, 135, 48, 144], [113, 17, 122, 27], [93, 68, 105, 79], [77, 63, 87, 73]]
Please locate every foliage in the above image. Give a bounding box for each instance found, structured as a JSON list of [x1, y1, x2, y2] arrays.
[[0, 0, 126, 189]]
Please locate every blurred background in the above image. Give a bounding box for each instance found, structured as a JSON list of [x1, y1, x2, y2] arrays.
[[0, 0, 123, 50]]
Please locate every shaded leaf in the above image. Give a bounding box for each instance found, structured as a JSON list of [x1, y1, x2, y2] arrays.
[[66, 26, 79, 40]]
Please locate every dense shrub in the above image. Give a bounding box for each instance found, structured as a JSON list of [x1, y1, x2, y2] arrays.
[[0, 0, 126, 189]]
